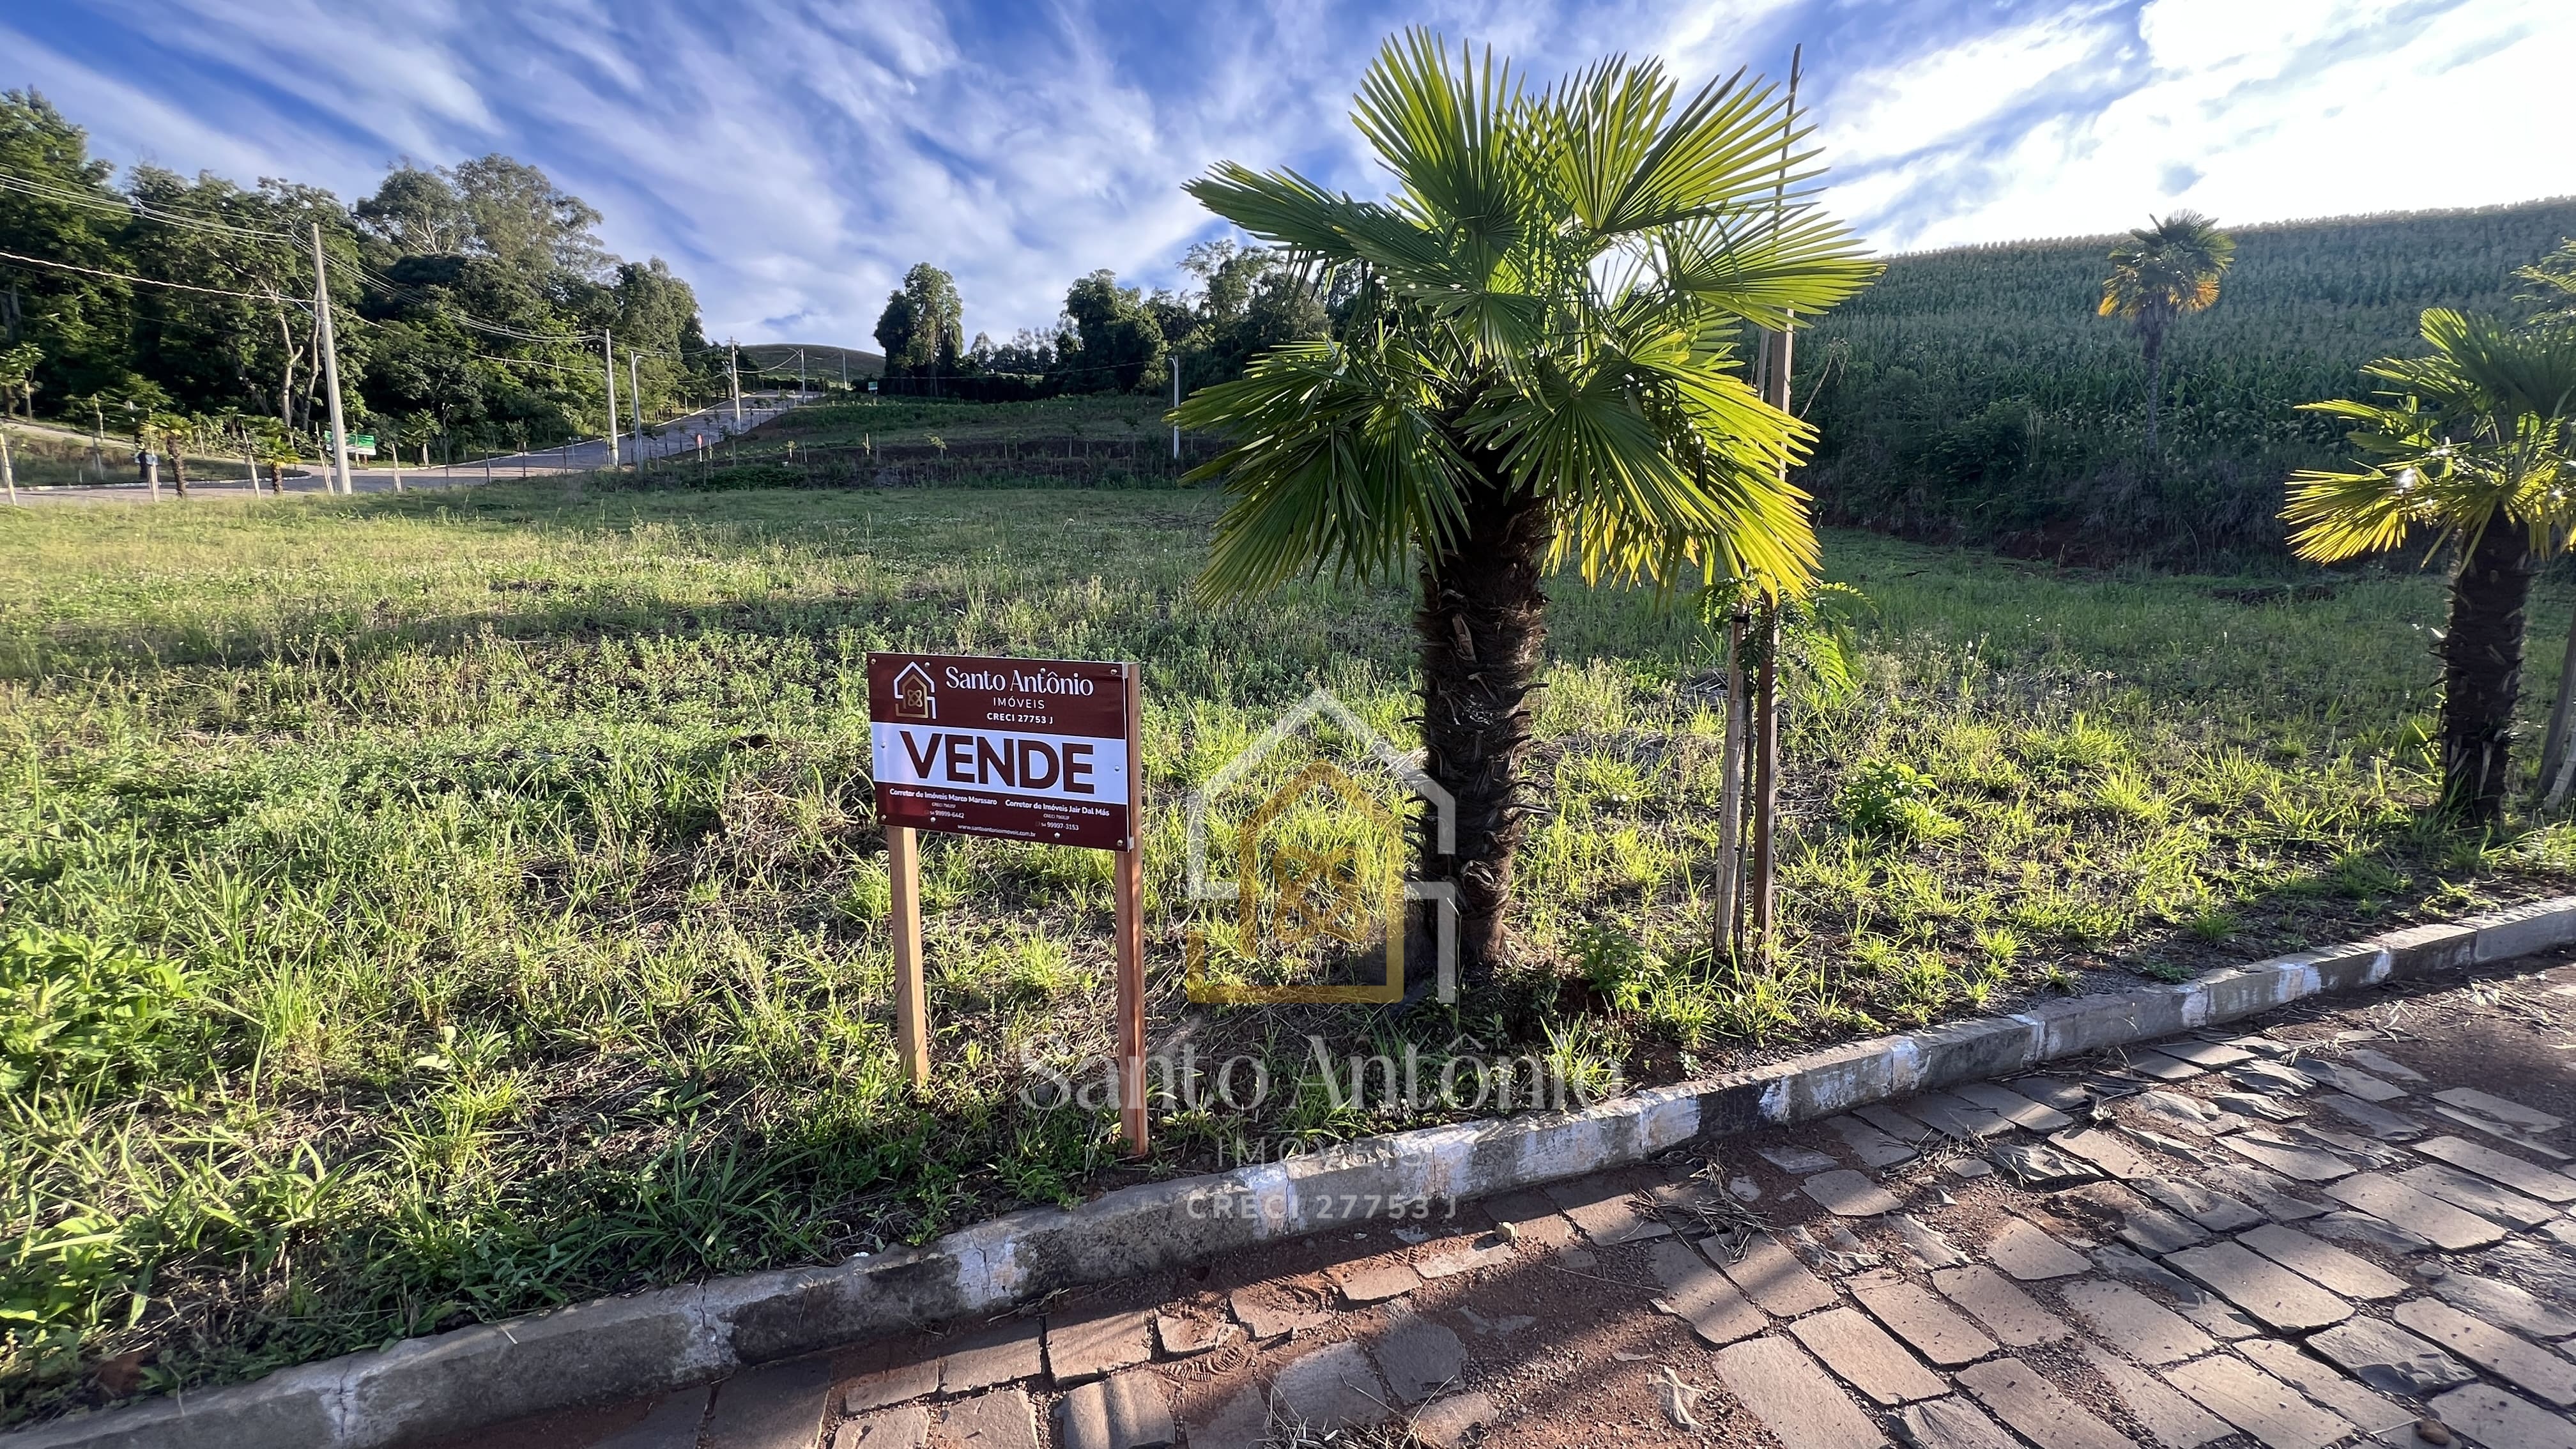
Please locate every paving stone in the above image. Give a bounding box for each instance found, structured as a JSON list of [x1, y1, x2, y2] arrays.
[[2230, 1061, 2321, 1096], [2158, 1038, 2258, 1069], [845, 1349, 942, 1412], [2235, 1222, 2406, 1300], [2050, 1127, 2166, 1180], [1055, 1371, 1174, 1449], [1932, 1263, 2071, 1346], [834, 1405, 930, 1449], [2129, 1090, 2236, 1136], [1411, 1236, 1512, 1280], [2221, 1133, 2357, 1184], [705, 1353, 833, 1449], [1647, 1237, 1767, 1345], [1955, 1081, 2076, 1132], [1915, 1091, 2021, 1139], [1408, 1390, 1498, 1449], [2077, 1344, 2230, 1448], [2400, 1163, 2559, 1228], [2099, 1192, 2211, 1255], [1986, 1216, 2090, 1280], [2324, 1172, 2508, 1252], [601, 1389, 712, 1449], [2429, 1267, 2576, 1340], [2129, 1050, 2209, 1081], [1227, 1287, 1333, 1340], [2303, 1061, 2409, 1103], [1947, 1158, 1997, 1180], [1718, 1231, 1841, 1316], [1368, 1312, 1464, 1404], [1956, 1354, 2129, 1449], [1271, 1340, 1389, 1432], [1477, 1190, 1579, 1247], [2229, 1335, 2411, 1436], [940, 1319, 1046, 1394], [1859, 1102, 1937, 1142], [2058, 1278, 2214, 1365], [1850, 1269, 1997, 1366], [2161, 1353, 2354, 1449], [2415, 1134, 2576, 1204], [1542, 1177, 1673, 1245], [1759, 1144, 1844, 1173], [2432, 1105, 2575, 1161], [2433, 1087, 2565, 1134], [2138, 1176, 2268, 1232], [2480, 1235, 2576, 1302], [2313, 1092, 2423, 1140], [2166, 1241, 2352, 1332], [2425, 1383, 2576, 1449], [933, 1388, 1040, 1449], [2306, 1209, 2432, 1255], [2204, 1163, 2333, 1222], [1894, 1395, 2022, 1449], [2307, 1314, 2478, 1397], [1894, 1213, 1970, 1269], [2009, 1076, 2095, 1112], [2330, 1050, 2418, 1086], [2285, 1121, 2410, 1169], [1989, 1141, 2106, 1189], [1714, 1335, 1890, 1449], [1154, 1314, 1227, 1358], [1046, 1308, 1154, 1385], [2393, 1298, 2576, 1406], [1327, 1259, 1422, 1306], [1804, 1167, 1905, 1217], [1792, 1305, 1950, 1405], [1823, 1113, 1920, 1168], [2212, 1090, 2305, 1123]]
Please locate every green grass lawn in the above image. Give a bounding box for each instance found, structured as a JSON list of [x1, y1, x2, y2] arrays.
[[3, 479, 2572, 1418]]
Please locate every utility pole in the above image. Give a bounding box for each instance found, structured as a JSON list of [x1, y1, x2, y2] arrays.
[[629, 349, 645, 465], [312, 223, 353, 495], [602, 330, 620, 468], [1170, 355, 1181, 460], [1, 422, 14, 504], [797, 347, 806, 397], [728, 339, 742, 427]]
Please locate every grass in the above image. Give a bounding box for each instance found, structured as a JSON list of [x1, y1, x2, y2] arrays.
[[3, 477, 2573, 1418]]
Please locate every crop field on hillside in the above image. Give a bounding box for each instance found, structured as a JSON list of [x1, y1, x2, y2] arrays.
[[4, 480, 2574, 1418]]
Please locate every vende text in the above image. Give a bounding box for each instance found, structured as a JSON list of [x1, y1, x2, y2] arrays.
[[870, 723, 1131, 805]]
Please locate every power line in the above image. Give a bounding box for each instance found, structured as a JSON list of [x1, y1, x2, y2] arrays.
[[0, 245, 311, 304]]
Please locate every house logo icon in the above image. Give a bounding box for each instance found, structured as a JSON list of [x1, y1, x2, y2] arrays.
[[892, 662, 937, 721]]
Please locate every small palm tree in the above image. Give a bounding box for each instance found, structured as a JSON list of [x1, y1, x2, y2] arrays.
[[2099, 211, 2235, 451], [2285, 308, 2576, 825], [1175, 32, 1877, 972]]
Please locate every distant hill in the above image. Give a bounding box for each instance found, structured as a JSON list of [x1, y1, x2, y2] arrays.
[[735, 344, 884, 387], [1800, 197, 2576, 562]]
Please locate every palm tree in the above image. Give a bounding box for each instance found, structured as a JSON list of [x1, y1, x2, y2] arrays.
[[2099, 211, 2234, 451], [1174, 32, 1877, 972], [2285, 308, 2576, 825]]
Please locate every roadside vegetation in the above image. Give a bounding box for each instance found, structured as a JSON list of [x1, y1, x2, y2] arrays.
[[7, 480, 2576, 1416]]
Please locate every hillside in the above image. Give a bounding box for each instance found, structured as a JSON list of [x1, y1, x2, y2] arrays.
[[737, 342, 883, 387], [1800, 197, 2576, 562]]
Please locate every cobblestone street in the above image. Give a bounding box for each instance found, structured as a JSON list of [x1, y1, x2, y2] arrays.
[[450, 952, 2576, 1449]]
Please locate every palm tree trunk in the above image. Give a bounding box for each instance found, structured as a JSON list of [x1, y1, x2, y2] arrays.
[[2441, 522, 2535, 826], [1416, 474, 1551, 977]]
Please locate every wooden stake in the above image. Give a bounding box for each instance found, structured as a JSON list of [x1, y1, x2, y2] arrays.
[[1750, 604, 1782, 955], [1115, 663, 1149, 1156], [1714, 606, 1747, 959], [888, 824, 929, 1088]]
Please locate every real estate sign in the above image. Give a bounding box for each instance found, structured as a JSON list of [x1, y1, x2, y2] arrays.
[[866, 653, 1136, 851]]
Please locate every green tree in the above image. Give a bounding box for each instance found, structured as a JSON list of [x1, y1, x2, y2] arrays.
[[2284, 308, 2576, 825], [2517, 238, 2576, 326], [1175, 32, 1876, 969], [0, 91, 131, 410], [875, 263, 963, 387], [1058, 270, 1164, 392], [2098, 211, 2234, 451], [0, 342, 39, 420]]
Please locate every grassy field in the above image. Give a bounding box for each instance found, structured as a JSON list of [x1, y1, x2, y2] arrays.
[[4, 479, 2573, 1417]]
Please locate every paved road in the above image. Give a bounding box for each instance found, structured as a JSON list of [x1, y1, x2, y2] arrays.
[[440, 950, 2576, 1448], [4, 395, 806, 503]]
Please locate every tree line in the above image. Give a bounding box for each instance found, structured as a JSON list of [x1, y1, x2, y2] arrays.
[[871, 239, 1333, 402], [0, 89, 721, 470]]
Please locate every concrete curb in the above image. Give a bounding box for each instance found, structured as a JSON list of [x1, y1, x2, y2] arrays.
[[15, 896, 2571, 1448]]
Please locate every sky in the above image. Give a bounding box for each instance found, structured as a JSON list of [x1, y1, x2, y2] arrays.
[[6, 0, 2572, 350]]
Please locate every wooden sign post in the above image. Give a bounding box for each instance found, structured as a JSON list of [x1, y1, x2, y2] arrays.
[[868, 653, 1148, 1155]]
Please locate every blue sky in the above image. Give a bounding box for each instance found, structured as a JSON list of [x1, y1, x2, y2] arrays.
[[6, 1, 2570, 349]]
